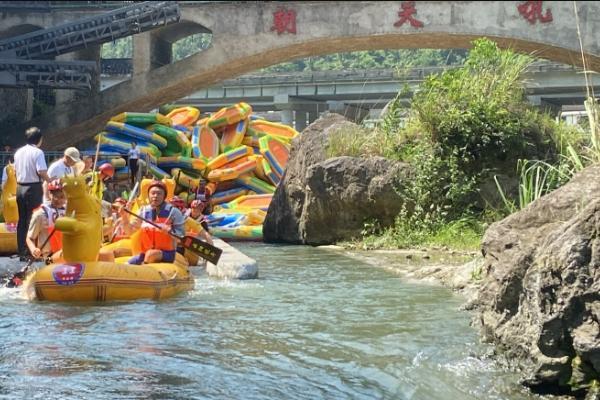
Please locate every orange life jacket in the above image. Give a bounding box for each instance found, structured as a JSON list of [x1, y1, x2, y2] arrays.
[[40, 204, 65, 254], [139, 203, 176, 252]]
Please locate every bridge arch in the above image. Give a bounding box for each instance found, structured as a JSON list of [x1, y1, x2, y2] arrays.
[[23, 1, 600, 148]]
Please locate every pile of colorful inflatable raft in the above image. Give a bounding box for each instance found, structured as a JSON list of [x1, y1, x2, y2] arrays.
[[96, 103, 297, 241]]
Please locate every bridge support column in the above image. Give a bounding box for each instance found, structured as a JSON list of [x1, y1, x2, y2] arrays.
[[133, 32, 172, 75], [55, 45, 101, 105], [280, 109, 293, 127], [25, 89, 33, 122], [295, 110, 307, 132], [327, 101, 369, 123], [308, 110, 319, 126], [539, 99, 562, 118]]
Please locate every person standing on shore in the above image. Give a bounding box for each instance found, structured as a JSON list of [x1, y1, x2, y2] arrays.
[[14, 127, 50, 261], [128, 141, 140, 187]]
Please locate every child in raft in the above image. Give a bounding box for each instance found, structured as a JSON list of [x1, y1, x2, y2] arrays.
[[103, 197, 128, 243], [168, 196, 213, 266], [188, 197, 213, 237], [25, 179, 66, 264]]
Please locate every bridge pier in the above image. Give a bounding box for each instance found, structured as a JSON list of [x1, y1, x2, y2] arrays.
[[279, 109, 293, 127], [295, 111, 307, 132], [55, 45, 101, 105], [327, 101, 369, 123], [133, 32, 173, 75]]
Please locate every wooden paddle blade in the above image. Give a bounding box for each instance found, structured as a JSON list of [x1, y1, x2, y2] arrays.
[[182, 236, 222, 264]]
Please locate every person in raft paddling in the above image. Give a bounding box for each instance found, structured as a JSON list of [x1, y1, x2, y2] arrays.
[[188, 196, 212, 234], [171, 196, 213, 245], [120, 180, 185, 265], [103, 197, 128, 243], [168, 195, 210, 265], [25, 179, 66, 264]]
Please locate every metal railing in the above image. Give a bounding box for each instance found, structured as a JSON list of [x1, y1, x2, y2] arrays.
[[0, 150, 64, 170], [0, 150, 127, 172]]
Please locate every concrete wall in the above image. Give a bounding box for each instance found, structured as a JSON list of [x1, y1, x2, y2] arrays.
[[3, 1, 600, 148]]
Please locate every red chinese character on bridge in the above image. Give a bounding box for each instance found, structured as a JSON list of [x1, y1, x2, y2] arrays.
[[394, 1, 424, 29], [518, 1, 553, 24], [271, 8, 296, 35]]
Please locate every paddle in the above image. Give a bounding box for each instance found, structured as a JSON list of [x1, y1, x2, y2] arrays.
[[122, 208, 222, 265], [4, 228, 57, 288]]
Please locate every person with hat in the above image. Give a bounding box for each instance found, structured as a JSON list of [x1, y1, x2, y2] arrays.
[[169, 195, 187, 213], [120, 180, 185, 265], [44, 146, 81, 204], [25, 179, 66, 264], [48, 147, 81, 179], [14, 127, 51, 261]]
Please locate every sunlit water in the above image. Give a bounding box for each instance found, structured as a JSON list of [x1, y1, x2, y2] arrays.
[[0, 244, 539, 399]]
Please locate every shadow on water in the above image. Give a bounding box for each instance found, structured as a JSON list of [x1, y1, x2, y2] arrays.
[[0, 247, 540, 399]]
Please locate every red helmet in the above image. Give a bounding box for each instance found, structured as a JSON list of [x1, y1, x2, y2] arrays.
[[98, 163, 114, 178], [113, 197, 127, 207], [148, 179, 167, 195], [190, 199, 207, 209], [47, 179, 63, 192], [170, 195, 186, 210]]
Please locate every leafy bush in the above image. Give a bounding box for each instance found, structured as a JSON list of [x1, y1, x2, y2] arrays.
[[391, 39, 564, 221], [354, 38, 573, 250]]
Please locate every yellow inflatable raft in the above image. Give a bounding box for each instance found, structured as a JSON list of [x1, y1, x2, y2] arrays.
[[24, 175, 194, 302], [0, 222, 17, 254], [1, 163, 18, 223], [26, 260, 193, 302], [0, 163, 18, 254]]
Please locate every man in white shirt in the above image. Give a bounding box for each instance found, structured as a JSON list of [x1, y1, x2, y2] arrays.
[[14, 127, 51, 261], [44, 147, 81, 203]]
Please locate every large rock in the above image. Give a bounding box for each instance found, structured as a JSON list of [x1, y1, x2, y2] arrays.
[[474, 164, 600, 396], [263, 113, 409, 245], [206, 238, 258, 279]]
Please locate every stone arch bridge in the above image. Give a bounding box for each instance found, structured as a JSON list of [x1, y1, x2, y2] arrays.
[[2, 1, 600, 149]]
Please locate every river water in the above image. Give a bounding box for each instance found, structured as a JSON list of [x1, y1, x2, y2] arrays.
[[0, 244, 539, 399]]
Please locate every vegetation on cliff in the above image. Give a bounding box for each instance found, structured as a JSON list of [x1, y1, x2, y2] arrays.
[[330, 38, 583, 250]]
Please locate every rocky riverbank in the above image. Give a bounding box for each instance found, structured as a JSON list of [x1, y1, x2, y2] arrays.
[[265, 111, 600, 398]]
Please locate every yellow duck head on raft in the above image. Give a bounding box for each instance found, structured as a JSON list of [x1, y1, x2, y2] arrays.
[[54, 175, 102, 262], [1, 163, 18, 223]]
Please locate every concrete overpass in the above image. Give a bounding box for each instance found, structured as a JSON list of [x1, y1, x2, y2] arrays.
[[101, 60, 597, 131], [2, 1, 600, 148]]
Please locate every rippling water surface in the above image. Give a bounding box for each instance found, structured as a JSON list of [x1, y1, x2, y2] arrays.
[[0, 244, 538, 399]]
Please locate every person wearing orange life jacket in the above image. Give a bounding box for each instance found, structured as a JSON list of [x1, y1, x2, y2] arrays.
[[25, 179, 66, 264], [120, 180, 185, 265]]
